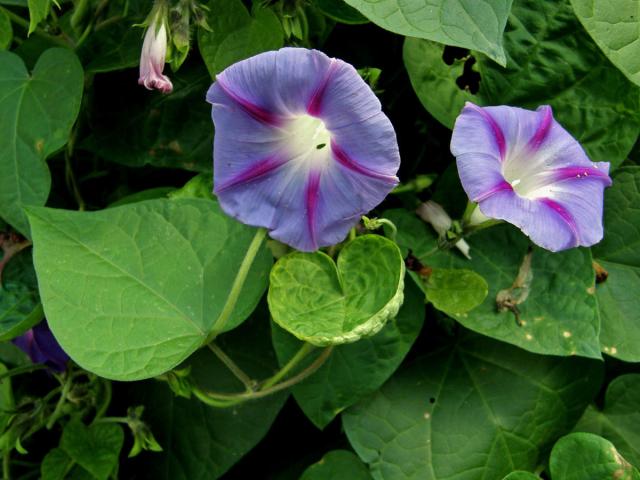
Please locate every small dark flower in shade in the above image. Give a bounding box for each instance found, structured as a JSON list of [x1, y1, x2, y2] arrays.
[[13, 321, 69, 372], [206, 48, 400, 251], [451, 103, 612, 252]]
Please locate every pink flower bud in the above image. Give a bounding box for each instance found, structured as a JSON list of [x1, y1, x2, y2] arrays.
[[138, 19, 173, 94]]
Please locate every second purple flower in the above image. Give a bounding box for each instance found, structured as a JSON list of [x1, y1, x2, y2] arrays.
[[206, 48, 400, 252]]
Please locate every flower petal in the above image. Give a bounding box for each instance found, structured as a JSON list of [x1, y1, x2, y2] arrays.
[[207, 48, 400, 251]]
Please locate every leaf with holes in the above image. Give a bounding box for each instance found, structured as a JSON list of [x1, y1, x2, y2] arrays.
[[574, 374, 640, 466], [0, 48, 83, 236], [404, 0, 640, 168], [592, 167, 640, 361], [344, 0, 512, 65], [550, 433, 640, 480], [271, 278, 423, 429], [26, 198, 271, 380], [268, 235, 405, 346], [571, 0, 640, 86], [343, 332, 603, 480]]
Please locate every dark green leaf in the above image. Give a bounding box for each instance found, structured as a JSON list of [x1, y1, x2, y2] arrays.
[[268, 235, 405, 345], [574, 374, 640, 466], [386, 209, 601, 359], [343, 332, 603, 479], [82, 64, 213, 171], [27, 199, 271, 380], [0, 48, 83, 236], [271, 278, 424, 429], [549, 432, 640, 480], [60, 420, 124, 480], [592, 167, 640, 361], [0, 8, 11, 49], [502, 473, 540, 480], [313, 0, 369, 24], [129, 309, 287, 480], [300, 450, 372, 480], [197, 0, 284, 77]]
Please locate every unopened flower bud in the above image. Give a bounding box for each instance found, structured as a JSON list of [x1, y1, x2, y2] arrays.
[[138, 13, 173, 94], [416, 201, 471, 259]]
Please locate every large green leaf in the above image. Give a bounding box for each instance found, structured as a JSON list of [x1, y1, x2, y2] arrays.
[[0, 249, 42, 341], [81, 64, 212, 171], [502, 473, 539, 480], [26, 198, 271, 380], [343, 332, 603, 480], [271, 278, 424, 429], [344, 0, 512, 65], [300, 450, 372, 480], [386, 209, 602, 359], [198, 0, 284, 77], [0, 48, 83, 236], [592, 167, 640, 361], [268, 235, 405, 345], [404, 0, 640, 168], [549, 433, 640, 480], [422, 268, 488, 315], [60, 420, 124, 480], [571, 0, 640, 86], [574, 374, 640, 466], [129, 310, 287, 480]]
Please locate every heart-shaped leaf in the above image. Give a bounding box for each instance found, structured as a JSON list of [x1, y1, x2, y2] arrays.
[[403, 0, 640, 168], [60, 420, 124, 480], [343, 0, 513, 65], [0, 48, 83, 236], [197, 0, 284, 77], [271, 278, 424, 428], [343, 332, 603, 479], [26, 198, 271, 380], [570, 0, 640, 86], [575, 374, 640, 466], [550, 433, 640, 480], [268, 235, 405, 345]]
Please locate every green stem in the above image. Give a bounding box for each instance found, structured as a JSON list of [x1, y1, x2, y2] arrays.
[[206, 228, 268, 341], [193, 346, 333, 407], [46, 374, 73, 429], [377, 218, 397, 242], [3, 450, 10, 480], [260, 343, 315, 391], [93, 416, 129, 424], [0, 6, 69, 47], [93, 379, 112, 421], [0, 363, 47, 382], [348, 227, 357, 241], [207, 343, 255, 392]]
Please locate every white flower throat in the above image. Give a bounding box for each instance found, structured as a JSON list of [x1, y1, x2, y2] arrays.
[[285, 115, 332, 169]]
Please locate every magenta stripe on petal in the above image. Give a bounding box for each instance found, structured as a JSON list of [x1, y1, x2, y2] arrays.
[[474, 180, 513, 202], [527, 106, 553, 151], [541, 198, 580, 245], [307, 60, 338, 116], [216, 79, 284, 126], [466, 103, 506, 160], [305, 170, 321, 250], [331, 141, 398, 184], [552, 166, 613, 185], [215, 155, 288, 193]]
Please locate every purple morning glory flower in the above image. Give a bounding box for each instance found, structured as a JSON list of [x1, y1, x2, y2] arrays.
[[451, 103, 612, 252], [206, 48, 400, 252], [13, 321, 69, 372]]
